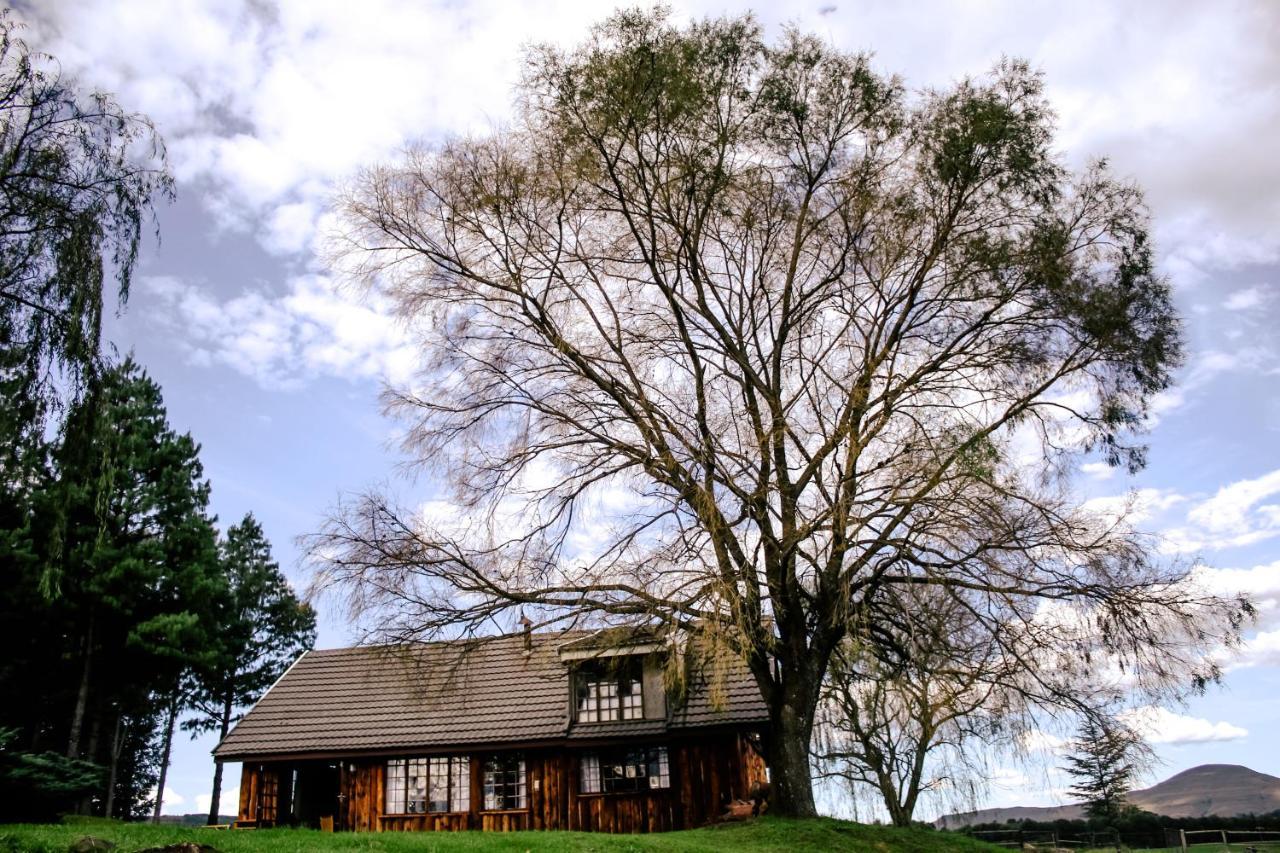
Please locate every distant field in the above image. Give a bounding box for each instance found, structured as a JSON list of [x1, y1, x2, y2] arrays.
[[0, 815, 1006, 853]]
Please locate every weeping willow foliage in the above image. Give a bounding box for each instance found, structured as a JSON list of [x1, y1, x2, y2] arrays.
[[0, 11, 172, 451]]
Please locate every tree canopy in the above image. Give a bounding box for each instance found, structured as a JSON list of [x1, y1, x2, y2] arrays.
[[0, 10, 171, 445], [1064, 716, 1147, 823], [314, 10, 1251, 815], [0, 358, 224, 818], [186, 513, 316, 824]]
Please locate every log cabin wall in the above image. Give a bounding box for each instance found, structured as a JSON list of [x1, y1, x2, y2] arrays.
[[241, 730, 765, 834], [235, 763, 283, 827], [236, 764, 260, 824]]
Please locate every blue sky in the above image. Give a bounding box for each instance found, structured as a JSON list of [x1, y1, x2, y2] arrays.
[[19, 0, 1280, 821]]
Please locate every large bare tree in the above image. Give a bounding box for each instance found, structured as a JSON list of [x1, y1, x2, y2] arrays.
[[311, 11, 1250, 816]]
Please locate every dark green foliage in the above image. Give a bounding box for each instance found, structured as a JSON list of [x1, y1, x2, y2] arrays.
[[186, 514, 315, 822], [1063, 716, 1145, 822], [0, 360, 224, 820], [0, 728, 102, 823], [187, 515, 316, 734], [0, 11, 172, 447]]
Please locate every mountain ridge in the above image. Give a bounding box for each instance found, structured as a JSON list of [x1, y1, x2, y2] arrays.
[[938, 764, 1280, 827]]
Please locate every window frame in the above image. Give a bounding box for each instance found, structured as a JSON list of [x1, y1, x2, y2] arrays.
[[574, 657, 645, 723], [383, 755, 470, 815], [579, 745, 671, 795], [481, 753, 528, 811]]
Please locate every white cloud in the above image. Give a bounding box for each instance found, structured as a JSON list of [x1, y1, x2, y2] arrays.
[[1080, 461, 1116, 481], [1232, 629, 1280, 669], [1192, 561, 1280, 608], [1188, 470, 1280, 534], [22, 0, 1280, 271], [264, 200, 322, 256], [196, 793, 212, 815], [24, 0, 648, 256], [148, 785, 184, 811], [1149, 347, 1276, 422], [1083, 488, 1186, 526], [1121, 706, 1248, 745], [1224, 286, 1268, 311], [990, 766, 1032, 790], [1019, 730, 1071, 755], [1159, 469, 1280, 553], [142, 274, 420, 390]]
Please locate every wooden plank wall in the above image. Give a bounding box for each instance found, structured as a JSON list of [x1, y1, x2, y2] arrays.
[[235, 763, 283, 827], [236, 764, 260, 823], [250, 731, 765, 835]]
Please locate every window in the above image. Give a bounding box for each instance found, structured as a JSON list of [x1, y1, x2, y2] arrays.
[[258, 768, 279, 821], [580, 746, 670, 794], [482, 754, 527, 810], [385, 756, 469, 814], [575, 658, 643, 722]]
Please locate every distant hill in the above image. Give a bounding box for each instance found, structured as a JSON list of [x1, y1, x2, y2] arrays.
[[1129, 764, 1280, 819], [939, 764, 1280, 827], [155, 813, 237, 826]]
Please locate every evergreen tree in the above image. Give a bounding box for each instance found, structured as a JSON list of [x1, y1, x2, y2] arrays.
[[1064, 716, 1146, 822], [187, 514, 315, 824], [43, 358, 221, 816]]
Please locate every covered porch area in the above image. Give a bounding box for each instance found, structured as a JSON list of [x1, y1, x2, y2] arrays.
[[233, 759, 347, 830]]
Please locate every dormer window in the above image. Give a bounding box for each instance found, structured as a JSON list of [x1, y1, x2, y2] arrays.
[[574, 657, 643, 722]]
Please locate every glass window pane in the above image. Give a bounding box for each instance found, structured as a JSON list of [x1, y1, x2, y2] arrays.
[[407, 758, 428, 813], [580, 753, 601, 793], [386, 759, 406, 813], [452, 757, 470, 812], [428, 757, 449, 812], [482, 754, 527, 810]]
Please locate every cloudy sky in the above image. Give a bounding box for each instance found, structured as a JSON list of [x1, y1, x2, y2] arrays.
[[18, 0, 1280, 821]]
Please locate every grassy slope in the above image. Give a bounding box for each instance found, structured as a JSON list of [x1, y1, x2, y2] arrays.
[[0, 816, 1005, 853]]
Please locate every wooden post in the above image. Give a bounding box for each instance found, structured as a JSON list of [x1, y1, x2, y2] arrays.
[[1179, 828, 1188, 852]]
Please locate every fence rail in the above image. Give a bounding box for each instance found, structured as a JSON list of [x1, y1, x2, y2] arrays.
[[965, 826, 1280, 851]]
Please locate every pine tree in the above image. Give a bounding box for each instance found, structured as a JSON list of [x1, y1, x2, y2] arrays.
[[186, 514, 315, 824], [46, 358, 222, 816], [1064, 716, 1145, 822]]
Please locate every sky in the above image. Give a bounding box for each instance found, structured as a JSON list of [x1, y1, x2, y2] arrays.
[[16, 0, 1280, 822]]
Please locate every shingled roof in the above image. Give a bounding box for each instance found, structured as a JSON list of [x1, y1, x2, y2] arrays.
[[214, 631, 769, 761]]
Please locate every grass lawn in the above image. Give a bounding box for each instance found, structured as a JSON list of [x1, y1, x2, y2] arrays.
[[0, 816, 1007, 853]]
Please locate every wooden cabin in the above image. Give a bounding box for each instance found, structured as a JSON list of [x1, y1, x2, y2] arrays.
[[214, 629, 770, 833]]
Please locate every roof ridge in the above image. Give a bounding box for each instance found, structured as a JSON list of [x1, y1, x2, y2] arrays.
[[303, 628, 600, 655]]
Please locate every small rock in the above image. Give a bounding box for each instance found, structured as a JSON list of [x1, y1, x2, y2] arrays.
[[68, 837, 116, 853]]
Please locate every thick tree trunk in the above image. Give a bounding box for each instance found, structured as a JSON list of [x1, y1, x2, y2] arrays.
[[66, 614, 94, 759], [767, 680, 820, 817], [206, 692, 234, 825], [153, 698, 179, 822]]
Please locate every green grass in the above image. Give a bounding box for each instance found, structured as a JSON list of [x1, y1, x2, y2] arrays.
[[0, 815, 1006, 853]]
